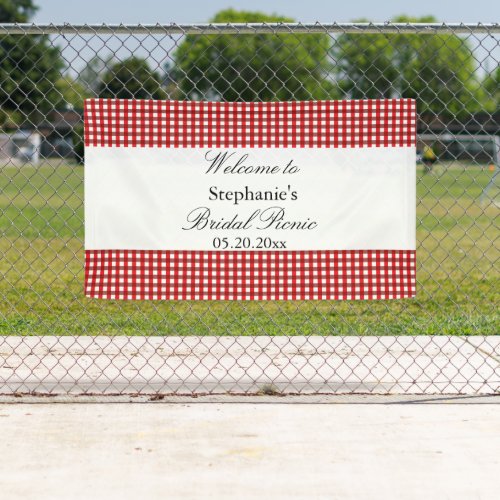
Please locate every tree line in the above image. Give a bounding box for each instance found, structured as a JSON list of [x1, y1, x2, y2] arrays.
[[1, 1, 498, 130]]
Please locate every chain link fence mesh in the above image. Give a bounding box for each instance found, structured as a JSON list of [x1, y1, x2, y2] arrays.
[[0, 23, 499, 396]]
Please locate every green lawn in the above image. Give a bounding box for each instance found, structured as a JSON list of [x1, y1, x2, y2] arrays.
[[0, 161, 498, 335]]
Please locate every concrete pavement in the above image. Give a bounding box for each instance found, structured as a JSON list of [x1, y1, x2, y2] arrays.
[[1, 336, 499, 395], [0, 402, 499, 499]]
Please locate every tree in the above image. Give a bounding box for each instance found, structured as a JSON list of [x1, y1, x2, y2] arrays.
[[483, 66, 500, 113], [0, 0, 35, 21], [332, 16, 481, 117], [54, 76, 87, 110], [98, 57, 165, 99], [333, 19, 397, 99], [173, 9, 337, 101], [0, 0, 65, 126], [78, 55, 115, 95]]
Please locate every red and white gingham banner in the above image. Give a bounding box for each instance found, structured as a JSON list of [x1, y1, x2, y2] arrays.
[[84, 98, 416, 149], [84, 98, 416, 301], [85, 250, 416, 301]]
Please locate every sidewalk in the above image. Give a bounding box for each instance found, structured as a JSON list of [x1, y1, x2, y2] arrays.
[[0, 401, 498, 499], [1, 336, 499, 395]]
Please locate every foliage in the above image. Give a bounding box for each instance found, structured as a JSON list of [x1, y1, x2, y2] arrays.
[[173, 9, 337, 101], [0, 0, 65, 126], [0, 0, 36, 22], [55, 77, 88, 111], [333, 19, 398, 99], [483, 66, 500, 112], [333, 16, 481, 117], [98, 57, 166, 99], [78, 55, 115, 95]]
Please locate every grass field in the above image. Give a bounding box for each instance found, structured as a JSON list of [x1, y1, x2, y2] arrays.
[[0, 161, 498, 335]]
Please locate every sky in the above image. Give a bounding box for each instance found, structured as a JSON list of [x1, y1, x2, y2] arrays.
[[32, 0, 500, 24]]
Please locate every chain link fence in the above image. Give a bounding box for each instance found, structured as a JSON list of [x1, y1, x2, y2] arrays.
[[0, 23, 499, 396]]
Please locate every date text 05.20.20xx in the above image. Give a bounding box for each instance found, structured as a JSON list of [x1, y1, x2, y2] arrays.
[[212, 236, 287, 249]]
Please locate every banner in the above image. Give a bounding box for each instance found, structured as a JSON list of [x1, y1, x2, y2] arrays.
[[84, 99, 416, 300]]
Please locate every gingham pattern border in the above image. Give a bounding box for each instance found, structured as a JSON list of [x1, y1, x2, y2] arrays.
[[84, 250, 416, 300], [84, 98, 416, 149]]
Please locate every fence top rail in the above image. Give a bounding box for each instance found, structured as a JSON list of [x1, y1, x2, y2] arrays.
[[0, 22, 499, 36]]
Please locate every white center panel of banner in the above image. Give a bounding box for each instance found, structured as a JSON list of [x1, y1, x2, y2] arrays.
[[85, 146, 415, 251]]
